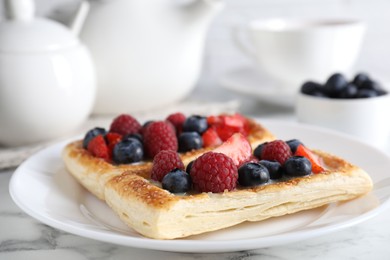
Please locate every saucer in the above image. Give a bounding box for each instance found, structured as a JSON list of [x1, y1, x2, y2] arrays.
[[219, 65, 297, 107]]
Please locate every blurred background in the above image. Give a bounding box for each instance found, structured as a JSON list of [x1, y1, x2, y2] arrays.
[[1, 0, 389, 92], [1, 0, 390, 152]]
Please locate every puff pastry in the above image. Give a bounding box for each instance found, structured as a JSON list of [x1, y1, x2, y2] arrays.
[[62, 118, 373, 239], [104, 150, 372, 239]]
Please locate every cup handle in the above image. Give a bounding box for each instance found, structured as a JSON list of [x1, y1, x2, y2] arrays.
[[231, 25, 257, 59]]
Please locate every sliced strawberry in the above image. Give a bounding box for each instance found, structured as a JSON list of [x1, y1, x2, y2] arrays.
[[106, 132, 123, 159], [215, 124, 238, 141], [294, 144, 325, 173], [87, 135, 109, 160], [207, 115, 223, 126], [207, 114, 250, 141], [202, 127, 223, 148], [221, 114, 244, 129], [213, 133, 252, 166]]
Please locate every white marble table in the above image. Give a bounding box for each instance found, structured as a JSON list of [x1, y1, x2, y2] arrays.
[[1, 86, 390, 260]]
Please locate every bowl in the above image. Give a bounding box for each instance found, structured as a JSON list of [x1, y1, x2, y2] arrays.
[[296, 92, 390, 148]]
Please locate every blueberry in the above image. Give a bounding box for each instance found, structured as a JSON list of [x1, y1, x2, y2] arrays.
[[360, 79, 387, 95], [182, 115, 208, 134], [178, 132, 203, 152], [353, 73, 370, 88], [253, 142, 268, 159], [238, 162, 270, 187], [123, 133, 143, 143], [141, 120, 154, 132], [286, 139, 304, 153], [284, 156, 312, 177], [258, 160, 283, 179], [325, 73, 348, 97], [338, 83, 358, 98], [300, 81, 327, 97], [83, 127, 107, 149], [355, 88, 379, 98], [112, 138, 143, 164], [143, 120, 154, 128], [186, 161, 194, 174], [360, 80, 388, 97], [162, 169, 192, 193]]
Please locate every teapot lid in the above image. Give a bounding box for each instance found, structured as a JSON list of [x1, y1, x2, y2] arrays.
[[0, 18, 79, 53]]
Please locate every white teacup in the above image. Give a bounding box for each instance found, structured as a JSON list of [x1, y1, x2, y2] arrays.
[[233, 18, 366, 92]]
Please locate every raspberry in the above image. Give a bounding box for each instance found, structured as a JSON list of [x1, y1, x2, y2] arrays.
[[109, 114, 141, 136], [143, 121, 178, 158], [166, 112, 186, 134], [261, 140, 292, 165], [151, 150, 184, 181], [87, 135, 109, 160], [190, 152, 238, 193], [105, 132, 123, 159]]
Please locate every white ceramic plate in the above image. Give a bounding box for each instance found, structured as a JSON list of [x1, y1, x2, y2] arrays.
[[9, 120, 390, 253], [219, 66, 297, 107]]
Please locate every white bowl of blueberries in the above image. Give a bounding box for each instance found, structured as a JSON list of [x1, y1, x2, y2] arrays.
[[296, 72, 390, 148]]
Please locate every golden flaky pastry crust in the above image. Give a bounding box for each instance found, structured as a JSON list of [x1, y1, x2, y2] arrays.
[[62, 119, 372, 239]]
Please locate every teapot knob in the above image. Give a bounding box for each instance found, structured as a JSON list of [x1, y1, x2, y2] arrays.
[[4, 0, 35, 21]]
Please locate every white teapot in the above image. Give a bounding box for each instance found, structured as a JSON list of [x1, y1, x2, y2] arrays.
[[0, 0, 96, 146], [78, 0, 224, 114]]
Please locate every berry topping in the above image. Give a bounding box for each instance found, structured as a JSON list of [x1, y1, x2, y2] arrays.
[[284, 156, 312, 177], [202, 127, 223, 148], [166, 112, 186, 134], [238, 162, 270, 187], [83, 127, 107, 149], [253, 142, 268, 159], [213, 133, 252, 166], [258, 160, 283, 179], [190, 152, 238, 193], [112, 138, 143, 164], [105, 132, 123, 158], [162, 169, 192, 193], [182, 115, 208, 134], [143, 121, 178, 158], [239, 155, 259, 167], [87, 135, 109, 160], [151, 150, 184, 182], [286, 139, 304, 154], [208, 114, 250, 141], [109, 114, 141, 136], [178, 132, 203, 153], [123, 133, 143, 143], [186, 160, 194, 174], [294, 144, 325, 173], [140, 120, 154, 135], [260, 140, 292, 165]]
